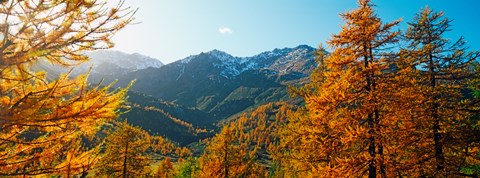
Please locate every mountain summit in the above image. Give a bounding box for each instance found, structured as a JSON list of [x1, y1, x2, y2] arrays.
[[34, 50, 164, 80], [178, 45, 316, 78], [79, 50, 164, 75], [112, 45, 316, 119], [37, 45, 318, 144]]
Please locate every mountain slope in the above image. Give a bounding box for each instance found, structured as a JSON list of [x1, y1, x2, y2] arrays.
[[80, 50, 164, 75], [35, 45, 317, 145], [121, 91, 215, 145], [34, 50, 164, 80], [114, 45, 316, 120]]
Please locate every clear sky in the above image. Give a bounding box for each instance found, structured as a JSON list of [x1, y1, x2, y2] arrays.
[[111, 0, 480, 64]]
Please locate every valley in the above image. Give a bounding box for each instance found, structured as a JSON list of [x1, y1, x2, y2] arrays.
[[37, 45, 318, 146]]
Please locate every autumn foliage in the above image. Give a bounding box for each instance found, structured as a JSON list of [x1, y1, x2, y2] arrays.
[[187, 103, 286, 177], [277, 0, 480, 177], [0, 0, 134, 176], [1, 0, 479, 177]]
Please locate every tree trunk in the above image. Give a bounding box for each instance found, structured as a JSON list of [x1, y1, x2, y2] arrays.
[[370, 46, 385, 178], [67, 163, 71, 178], [123, 137, 129, 178], [429, 53, 444, 172], [365, 43, 376, 178], [80, 171, 88, 178], [224, 140, 229, 178]]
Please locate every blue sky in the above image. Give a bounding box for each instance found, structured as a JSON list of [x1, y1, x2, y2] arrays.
[[112, 0, 480, 64]]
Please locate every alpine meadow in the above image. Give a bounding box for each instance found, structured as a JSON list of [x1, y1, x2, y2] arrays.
[[1, 0, 480, 177]]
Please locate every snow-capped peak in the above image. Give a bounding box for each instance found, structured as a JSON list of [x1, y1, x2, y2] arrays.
[[176, 45, 316, 78], [207, 49, 235, 61], [251, 47, 292, 60]]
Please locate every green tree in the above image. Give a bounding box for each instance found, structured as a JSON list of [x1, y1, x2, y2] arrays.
[[175, 157, 200, 178]]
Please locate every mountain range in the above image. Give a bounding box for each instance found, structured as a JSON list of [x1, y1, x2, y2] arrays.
[[35, 50, 164, 80], [37, 45, 318, 145]]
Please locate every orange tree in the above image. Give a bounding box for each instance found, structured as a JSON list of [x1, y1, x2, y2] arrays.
[[402, 7, 480, 177], [277, 0, 421, 177], [198, 103, 289, 177], [0, 0, 134, 175], [95, 121, 153, 177]]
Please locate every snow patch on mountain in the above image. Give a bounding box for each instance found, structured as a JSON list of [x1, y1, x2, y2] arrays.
[[180, 55, 196, 64], [250, 47, 293, 61], [269, 45, 315, 74], [206, 45, 315, 78], [176, 65, 185, 81], [173, 45, 315, 78], [205, 50, 258, 77]]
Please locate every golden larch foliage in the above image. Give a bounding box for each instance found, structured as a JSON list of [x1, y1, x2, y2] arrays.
[[401, 6, 480, 177], [155, 157, 175, 178], [198, 103, 290, 178], [277, 0, 421, 177], [0, 0, 134, 176], [95, 121, 153, 177]]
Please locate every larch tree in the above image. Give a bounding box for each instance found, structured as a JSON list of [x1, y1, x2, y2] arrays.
[[198, 103, 289, 178], [95, 121, 152, 178], [278, 0, 422, 177], [402, 7, 480, 177], [155, 157, 175, 178], [198, 124, 255, 178], [0, 0, 134, 176], [54, 138, 102, 178]]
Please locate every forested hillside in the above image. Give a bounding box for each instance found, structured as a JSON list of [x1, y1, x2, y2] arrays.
[[1, 0, 479, 177]]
